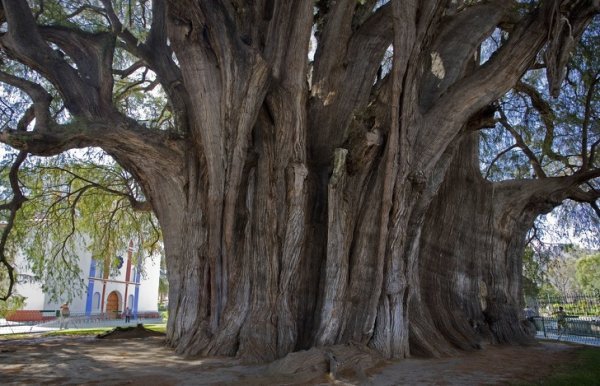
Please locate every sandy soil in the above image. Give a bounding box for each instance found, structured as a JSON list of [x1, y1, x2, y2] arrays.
[[0, 335, 581, 385]]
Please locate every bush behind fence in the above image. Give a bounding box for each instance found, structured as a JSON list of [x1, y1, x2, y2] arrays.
[[525, 291, 600, 346]]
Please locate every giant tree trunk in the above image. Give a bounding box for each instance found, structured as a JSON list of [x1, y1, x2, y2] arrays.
[[150, 2, 586, 363], [411, 133, 588, 357], [1, 0, 597, 367]]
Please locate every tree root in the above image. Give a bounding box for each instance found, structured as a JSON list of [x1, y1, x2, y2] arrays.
[[265, 343, 384, 384]]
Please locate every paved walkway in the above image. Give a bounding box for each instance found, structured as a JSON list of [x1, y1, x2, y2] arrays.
[[0, 317, 164, 335], [536, 331, 600, 347]]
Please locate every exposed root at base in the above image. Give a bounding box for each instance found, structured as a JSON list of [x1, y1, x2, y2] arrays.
[[264, 343, 385, 384], [97, 323, 165, 340]]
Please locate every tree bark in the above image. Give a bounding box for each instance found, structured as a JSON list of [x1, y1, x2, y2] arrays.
[[0, 0, 598, 367], [411, 133, 597, 357]]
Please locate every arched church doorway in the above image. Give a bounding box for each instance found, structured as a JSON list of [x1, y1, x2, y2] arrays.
[[106, 291, 120, 318]]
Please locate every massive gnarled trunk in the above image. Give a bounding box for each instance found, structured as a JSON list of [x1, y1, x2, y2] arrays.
[[411, 133, 599, 357], [0, 0, 598, 365]]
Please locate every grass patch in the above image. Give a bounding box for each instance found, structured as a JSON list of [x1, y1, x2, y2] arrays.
[[522, 347, 600, 385], [141, 323, 166, 333], [0, 333, 37, 340], [44, 323, 166, 337], [43, 328, 117, 337]]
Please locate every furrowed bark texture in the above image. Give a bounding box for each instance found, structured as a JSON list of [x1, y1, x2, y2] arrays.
[[411, 133, 599, 357], [411, 134, 533, 357], [1, 0, 598, 366]]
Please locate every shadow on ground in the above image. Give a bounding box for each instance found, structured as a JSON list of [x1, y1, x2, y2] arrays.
[[0, 336, 582, 385]]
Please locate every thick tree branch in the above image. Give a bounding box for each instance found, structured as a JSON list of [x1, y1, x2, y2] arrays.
[[514, 81, 571, 167], [566, 185, 600, 203], [420, 1, 598, 171], [38, 26, 115, 108], [0, 151, 28, 301], [0, 70, 52, 131], [312, 0, 356, 81], [101, 0, 189, 133], [0, 0, 103, 117], [495, 166, 600, 214], [113, 60, 145, 78], [419, 2, 513, 111], [0, 119, 184, 170], [17, 105, 35, 132], [309, 2, 393, 164], [544, 0, 598, 97], [581, 74, 599, 170], [353, 0, 380, 28], [572, 167, 600, 184]]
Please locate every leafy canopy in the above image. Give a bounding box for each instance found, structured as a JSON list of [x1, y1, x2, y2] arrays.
[[1, 147, 161, 303]]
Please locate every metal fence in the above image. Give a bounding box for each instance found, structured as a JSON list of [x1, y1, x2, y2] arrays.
[[524, 292, 600, 346]]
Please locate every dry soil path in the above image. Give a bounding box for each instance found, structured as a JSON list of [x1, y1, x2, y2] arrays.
[[0, 336, 581, 385]]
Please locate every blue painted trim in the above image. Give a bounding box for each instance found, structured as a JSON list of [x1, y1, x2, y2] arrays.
[[85, 260, 97, 316], [133, 260, 141, 318]]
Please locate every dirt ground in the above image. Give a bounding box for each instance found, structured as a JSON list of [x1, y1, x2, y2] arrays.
[[0, 335, 582, 385]]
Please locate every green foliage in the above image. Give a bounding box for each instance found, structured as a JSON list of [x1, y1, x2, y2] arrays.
[[576, 253, 600, 292], [1, 149, 162, 303], [522, 246, 544, 298], [521, 243, 600, 301], [159, 310, 168, 321], [537, 283, 561, 299], [546, 302, 600, 317], [0, 293, 24, 318], [521, 348, 600, 386]]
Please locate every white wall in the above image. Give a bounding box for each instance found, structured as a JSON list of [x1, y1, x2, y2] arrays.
[[15, 280, 45, 310], [136, 252, 160, 312]]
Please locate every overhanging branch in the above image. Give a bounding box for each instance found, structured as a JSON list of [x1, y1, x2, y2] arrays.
[[0, 70, 53, 131], [38, 165, 152, 213], [101, 0, 189, 133], [0, 151, 28, 301], [0, 0, 103, 117], [0, 118, 184, 172], [514, 81, 571, 167], [497, 107, 547, 178]]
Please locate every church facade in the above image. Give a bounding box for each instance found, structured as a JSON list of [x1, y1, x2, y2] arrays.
[[14, 239, 160, 318]]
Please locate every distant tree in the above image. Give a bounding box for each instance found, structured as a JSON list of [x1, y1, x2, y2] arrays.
[[576, 253, 600, 292], [0, 281, 22, 317], [547, 254, 580, 294], [522, 247, 544, 299]]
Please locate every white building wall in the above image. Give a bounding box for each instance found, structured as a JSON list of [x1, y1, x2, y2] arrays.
[[136, 252, 160, 312], [43, 246, 92, 313], [15, 281, 45, 310], [13, 248, 47, 310]]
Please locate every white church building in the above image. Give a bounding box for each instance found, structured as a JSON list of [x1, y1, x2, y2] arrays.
[[14, 239, 160, 319]]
